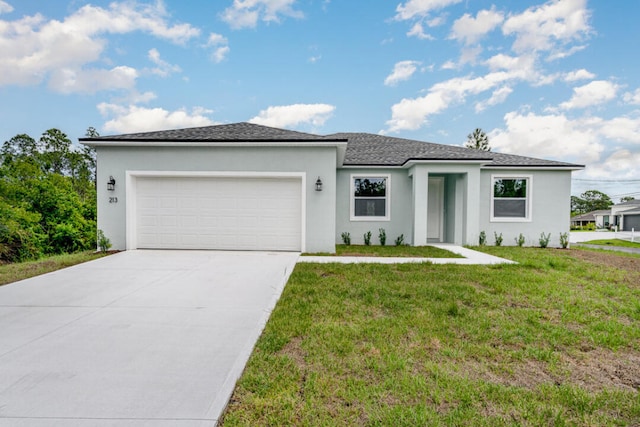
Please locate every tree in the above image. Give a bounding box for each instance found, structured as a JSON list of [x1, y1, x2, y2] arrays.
[[571, 190, 613, 215], [620, 196, 636, 203], [465, 128, 491, 151], [0, 128, 98, 262]]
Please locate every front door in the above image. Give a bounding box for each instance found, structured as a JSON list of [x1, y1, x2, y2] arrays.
[[427, 177, 444, 242]]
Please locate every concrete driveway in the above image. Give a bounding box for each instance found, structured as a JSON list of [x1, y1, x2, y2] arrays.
[[0, 250, 299, 426]]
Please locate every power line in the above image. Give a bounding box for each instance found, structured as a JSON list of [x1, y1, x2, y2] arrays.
[[572, 178, 640, 182]]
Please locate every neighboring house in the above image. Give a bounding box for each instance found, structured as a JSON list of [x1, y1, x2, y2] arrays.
[[80, 122, 583, 252], [611, 199, 640, 231], [570, 209, 612, 229]]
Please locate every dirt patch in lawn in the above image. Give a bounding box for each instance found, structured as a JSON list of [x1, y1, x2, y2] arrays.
[[458, 348, 640, 393], [570, 248, 640, 277]]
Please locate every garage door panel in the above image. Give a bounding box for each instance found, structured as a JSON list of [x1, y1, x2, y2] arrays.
[[135, 176, 302, 251], [624, 215, 640, 231]]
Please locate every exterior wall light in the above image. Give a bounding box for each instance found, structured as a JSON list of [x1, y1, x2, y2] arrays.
[[107, 176, 116, 191], [315, 177, 323, 192]]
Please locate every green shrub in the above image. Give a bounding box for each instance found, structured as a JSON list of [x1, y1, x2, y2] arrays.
[[515, 233, 525, 247], [341, 232, 351, 245], [97, 229, 112, 253], [378, 228, 386, 246], [479, 231, 486, 246], [494, 232, 503, 246], [539, 232, 551, 248], [394, 234, 405, 246], [559, 232, 569, 249], [364, 231, 372, 246]]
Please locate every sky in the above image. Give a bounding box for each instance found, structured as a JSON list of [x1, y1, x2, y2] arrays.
[[1, 0, 639, 200]]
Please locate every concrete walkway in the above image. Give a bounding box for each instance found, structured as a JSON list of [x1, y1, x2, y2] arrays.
[[0, 250, 298, 427], [573, 243, 640, 255], [299, 244, 516, 265]]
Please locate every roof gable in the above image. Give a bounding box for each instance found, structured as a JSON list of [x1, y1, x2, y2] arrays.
[[80, 122, 343, 143]]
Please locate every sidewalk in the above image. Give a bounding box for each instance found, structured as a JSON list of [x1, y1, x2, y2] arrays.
[[573, 243, 640, 255], [298, 244, 516, 265]]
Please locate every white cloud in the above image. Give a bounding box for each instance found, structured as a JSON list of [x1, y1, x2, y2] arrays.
[[564, 68, 595, 82], [502, 0, 591, 54], [0, 1, 199, 91], [406, 22, 434, 40], [221, 0, 303, 29], [426, 15, 446, 27], [249, 103, 335, 129], [48, 66, 138, 94], [384, 60, 421, 86], [475, 86, 512, 112], [98, 103, 215, 133], [148, 48, 181, 77], [441, 60, 456, 70], [623, 88, 640, 105], [308, 55, 321, 63], [0, 1, 13, 14], [490, 111, 604, 164], [387, 72, 513, 131], [586, 150, 640, 179], [206, 33, 230, 62], [395, 0, 461, 21], [450, 7, 504, 45], [559, 80, 619, 110]]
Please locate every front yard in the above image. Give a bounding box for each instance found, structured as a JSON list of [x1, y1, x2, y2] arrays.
[[222, 247, 640, 426]]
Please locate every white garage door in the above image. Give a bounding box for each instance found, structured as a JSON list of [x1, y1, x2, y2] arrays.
[[135, 176, 302, 251]]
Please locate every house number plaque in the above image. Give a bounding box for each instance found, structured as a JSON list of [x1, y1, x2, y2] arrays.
[[109, 197, 118, 204]]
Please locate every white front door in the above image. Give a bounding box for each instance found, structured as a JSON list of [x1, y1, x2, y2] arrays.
[[427, 177, 444, 242]]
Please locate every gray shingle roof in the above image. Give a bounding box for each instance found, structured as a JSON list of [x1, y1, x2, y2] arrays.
[[327, 132, 582, 168], [79, 122, 344, 142], [81, 123, 583, 168], [616, 199, 640, 207]]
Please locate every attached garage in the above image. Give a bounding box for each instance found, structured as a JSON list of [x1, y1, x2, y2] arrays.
[[622, 213, 640, 232], [130, 174, 304, 251]]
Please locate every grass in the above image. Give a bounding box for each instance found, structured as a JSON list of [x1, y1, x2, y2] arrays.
[[0, 251, 110, 286], [222, 247, 640, 426], [581, 239, 640, 248], [305, 244, 462, 258]]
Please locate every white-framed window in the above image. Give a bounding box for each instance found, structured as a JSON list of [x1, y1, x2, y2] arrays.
[[350, 174, 390, 221], [490, 174, 532, 222]]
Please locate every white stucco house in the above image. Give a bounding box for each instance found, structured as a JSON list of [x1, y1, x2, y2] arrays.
[[80, 122, 583, 252], [611, 199, 640, 231]]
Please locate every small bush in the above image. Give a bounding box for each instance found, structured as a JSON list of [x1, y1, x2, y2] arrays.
[[559, 232, 569, 249], [364, 231, 372, 246], [341, 232, 351, 245], [539, 232, 551, 248], [97, 229, 112, 253], [378, 228, 386, 246], [395, 234, 405, 246], [479, 231, 487, 246], [515, 233, 525, 247], [494, 232, 503, 247]]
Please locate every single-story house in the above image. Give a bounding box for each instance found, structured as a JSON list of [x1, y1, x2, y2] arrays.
[[80, 122, 583, 252], [611, 199, 640, 231], [570, 209, 612, 229]]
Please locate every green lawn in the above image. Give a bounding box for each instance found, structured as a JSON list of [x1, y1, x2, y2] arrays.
[[581, 239, 640, 248], [0, 251, 110, 286], [222, 247, 640, 426], [306, 244, 462, 258]]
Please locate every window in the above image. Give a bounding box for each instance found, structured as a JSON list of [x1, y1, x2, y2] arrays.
[[491, 175, 531, 221], [351, 175, 390, 220]]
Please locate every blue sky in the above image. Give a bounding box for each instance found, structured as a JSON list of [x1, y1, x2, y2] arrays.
[[1, 0, 639, 199]]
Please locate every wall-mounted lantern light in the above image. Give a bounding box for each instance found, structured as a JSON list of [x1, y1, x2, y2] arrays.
[[107, 176, 116, 191], [315, 177, 323, 192]]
